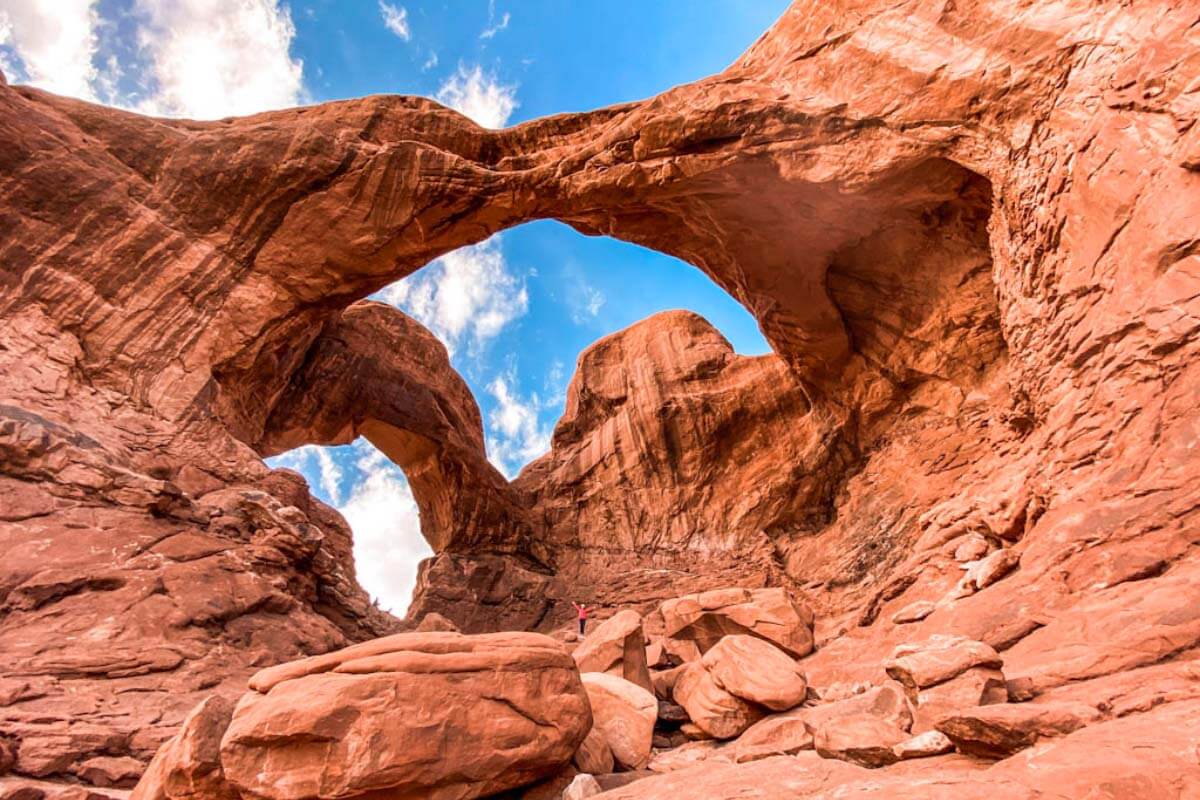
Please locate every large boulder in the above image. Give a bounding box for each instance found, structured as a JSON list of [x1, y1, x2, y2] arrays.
[[730, 715, 813, 763], [701, 635, 808, 711], [672, 661, 764, 740], [579, 673, 657, 770], [652, 588, 815, 663], [884, 636, 1008, 733], [912, 666, 1008, 732], [572, 611, 653, 694], [936, 701, 1099, 759], [218, 632, 590, 800], [884, 636, 1003, 691], [812, 714, 908, 768]]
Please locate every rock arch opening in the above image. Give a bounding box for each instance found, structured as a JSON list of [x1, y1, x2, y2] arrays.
[[255, 154, 1005, 630]]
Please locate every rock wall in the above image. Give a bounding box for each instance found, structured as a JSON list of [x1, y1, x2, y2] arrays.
[[1, 0, 1198, 791]]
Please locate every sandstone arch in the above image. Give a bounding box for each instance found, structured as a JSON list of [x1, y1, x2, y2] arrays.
[[1, 0, 1198, 791]]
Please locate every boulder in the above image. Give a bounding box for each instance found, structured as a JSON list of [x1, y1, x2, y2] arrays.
[[671, 661, 764, 740], [953, 534, 991, 562], [892, 730, 955, 760], [572, 727, 614, 776], [910, 666, 1008, 732], [802, 683, 913, 734], [562, 774, 602, 800], [572, 610, 653, 694], [891, 600, 936, 625], [220, 632, 590, 800], [645, 641, 672, 669], [76, 757, 143, 788], [414, 612, 459, 633], [812, 713, 907, 768], [730, 714, 813, 763], [936, 701, 1098, 759], [963, 549, 1020, 591], [700, 635, 807, 711], [580, 672, 657, 770], [884, 636, 1003, 691], [131, 696, 238, 800], [654, 588, 815, 663]]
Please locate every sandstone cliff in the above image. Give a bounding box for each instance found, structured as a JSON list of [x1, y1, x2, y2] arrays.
[[1, 0, 1198, 792]]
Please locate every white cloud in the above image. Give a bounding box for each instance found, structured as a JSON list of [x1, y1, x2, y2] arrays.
[[132, 0, 304, 119], [485, 372, 551, 477], [435, 63, 517, 128], [267, 440, 432, 616], [0, 0, 303, 118], [378, 1, 410, 41], [422, 50, 438, 71], [379, 236, 528, 356], [0, 0, 100, 100], [480, 11, 509, 40], [339, 440, 431, 616]]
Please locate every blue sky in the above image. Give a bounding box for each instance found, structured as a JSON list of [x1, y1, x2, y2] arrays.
[[0, 0, 786, 612]]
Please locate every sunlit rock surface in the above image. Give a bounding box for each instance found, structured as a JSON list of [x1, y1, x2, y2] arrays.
[[2, 0, 1199, 793]]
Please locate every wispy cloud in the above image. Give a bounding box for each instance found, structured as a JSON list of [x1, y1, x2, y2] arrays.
[[571, 285, 606, 323], [485, 371, 551, 478], [422, 50, 438, 71], [543, 358, 570, 407], [435, 63, 517, 128], [379, 236, 528, 357], [480, 4, 510, 40], [378, 1, 410, 41]]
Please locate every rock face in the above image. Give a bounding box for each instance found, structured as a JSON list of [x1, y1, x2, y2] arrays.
[[2, 0, 1200, 793]]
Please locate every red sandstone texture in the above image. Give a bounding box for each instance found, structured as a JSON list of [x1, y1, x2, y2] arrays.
[[1, 0, 1199, 795]]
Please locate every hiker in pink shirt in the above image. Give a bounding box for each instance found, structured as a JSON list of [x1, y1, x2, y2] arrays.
[[572, 601, 592, 636]]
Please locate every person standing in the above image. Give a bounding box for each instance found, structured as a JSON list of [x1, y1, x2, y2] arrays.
[[572, 601, 592, 636]]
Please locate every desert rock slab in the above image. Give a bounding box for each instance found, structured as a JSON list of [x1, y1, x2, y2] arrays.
[[221, 632, 590, 800]]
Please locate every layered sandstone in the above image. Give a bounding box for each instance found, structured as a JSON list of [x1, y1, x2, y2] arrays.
[[2, 0, 1199, 793]]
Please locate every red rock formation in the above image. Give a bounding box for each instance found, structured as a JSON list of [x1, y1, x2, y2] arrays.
[[1, 0, 1199, 793]]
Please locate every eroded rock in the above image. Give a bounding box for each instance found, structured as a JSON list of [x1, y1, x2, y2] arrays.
[[221, 632, 590, 800], [573, 611, 653, 694], [579, 673, 657, 771]]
